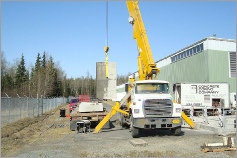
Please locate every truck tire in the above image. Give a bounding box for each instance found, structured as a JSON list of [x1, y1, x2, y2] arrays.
[[120, 113, 127, 127], [130, 115, 140, 138], [172, 126, 181, 136], [132, 126, 140, 138]]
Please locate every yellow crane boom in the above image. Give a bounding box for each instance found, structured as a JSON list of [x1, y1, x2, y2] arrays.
[[126, 1, 160, 80]]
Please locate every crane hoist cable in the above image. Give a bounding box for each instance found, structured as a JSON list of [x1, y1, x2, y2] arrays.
[[104, 0, 109, 78]]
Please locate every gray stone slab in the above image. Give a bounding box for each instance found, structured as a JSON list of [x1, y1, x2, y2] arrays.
[[129, 139, 148, 147]]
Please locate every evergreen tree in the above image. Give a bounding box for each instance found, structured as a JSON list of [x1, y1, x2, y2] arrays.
[[15, 53, 28, 88], [35, 52, 41, 72], [65, 82, 71, 97], [1, 51, 7, 77], [42, 52, 46, 68], [45, 56, 58, 97], [41, 52, 47, 96], [1, 73, 14, 92], [29, 67, 37, 97]]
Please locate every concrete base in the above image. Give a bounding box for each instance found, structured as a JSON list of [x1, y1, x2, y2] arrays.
[[129, 139, 148, 147], [79, 102, 104, 112]]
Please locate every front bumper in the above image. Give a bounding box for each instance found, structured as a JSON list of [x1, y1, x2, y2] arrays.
[[133, 117, 181, 129]]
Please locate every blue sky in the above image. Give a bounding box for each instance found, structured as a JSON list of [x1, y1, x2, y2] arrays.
[[2, 1, 236, 79]]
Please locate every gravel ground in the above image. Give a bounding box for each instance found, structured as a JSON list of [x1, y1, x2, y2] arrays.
[[2, 102, 236, 157]]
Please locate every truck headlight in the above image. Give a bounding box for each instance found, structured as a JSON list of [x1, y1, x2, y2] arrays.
[[134, 109, 140, 114], [176, 108, 181, 113]]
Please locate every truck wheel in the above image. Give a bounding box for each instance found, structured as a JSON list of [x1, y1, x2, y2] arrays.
[[132, 126, 140, 138], [120, 113, 126, 127], [130, 115, 140, 138], [172, 126, 181, 136]]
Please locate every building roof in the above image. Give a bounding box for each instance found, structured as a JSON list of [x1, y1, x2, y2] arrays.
[[155, 37, 236, 63]]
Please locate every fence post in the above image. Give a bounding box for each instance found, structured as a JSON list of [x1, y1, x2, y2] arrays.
[[190, 105, 194, 121], [27, 96, 29, 117], [8, 97, 11, 123], [37, 94, 39, 117], [32, 98, 35, 117], [50, 97, 52, 111], [41, 95, 43, 115], [222, 107, 226, 129], [204, 105, 208, 124], [218, 107, 223, 127], [5, 93, 11, 123], [24, 95, 29, 118], [17, 94, 22, 119], [54, 97, 56, 108]]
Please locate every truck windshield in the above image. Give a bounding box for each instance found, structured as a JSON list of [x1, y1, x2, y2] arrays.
[[135, 83, 169, 94]]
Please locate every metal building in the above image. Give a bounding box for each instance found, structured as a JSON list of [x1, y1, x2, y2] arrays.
[[128, 37, 236, 93]]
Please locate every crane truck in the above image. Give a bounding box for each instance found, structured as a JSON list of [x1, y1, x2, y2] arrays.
[[93, 1, 190, 138]]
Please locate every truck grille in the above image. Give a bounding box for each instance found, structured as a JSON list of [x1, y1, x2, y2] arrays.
[[143, 99, 172, 117]]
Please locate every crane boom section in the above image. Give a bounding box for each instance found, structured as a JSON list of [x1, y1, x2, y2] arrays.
[[126, 1, 160, 80]]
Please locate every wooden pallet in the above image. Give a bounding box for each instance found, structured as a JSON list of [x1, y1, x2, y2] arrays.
[[201, 136, 236, 153], [201, 146, 236, 153]]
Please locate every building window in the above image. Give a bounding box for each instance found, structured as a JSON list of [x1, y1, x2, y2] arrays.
[[197, 45, 200, 52], [183, 51, 186, 58], [200, 43, 203, 51], [171, 43, 204, 63], [229, 52, 236, 78], [190, 49, 193, 56], [193, 47, 197, 54]]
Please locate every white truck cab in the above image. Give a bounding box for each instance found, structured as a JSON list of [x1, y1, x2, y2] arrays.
[[128, 80, 182, 137]]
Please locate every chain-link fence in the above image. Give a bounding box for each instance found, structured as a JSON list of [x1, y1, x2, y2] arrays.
[[1, 95, 72, 126]]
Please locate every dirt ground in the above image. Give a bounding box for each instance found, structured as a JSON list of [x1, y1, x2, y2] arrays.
[[1, 103, 72, 157]]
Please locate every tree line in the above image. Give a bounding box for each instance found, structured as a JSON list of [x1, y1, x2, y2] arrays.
[[1, 52, 129, 98]]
